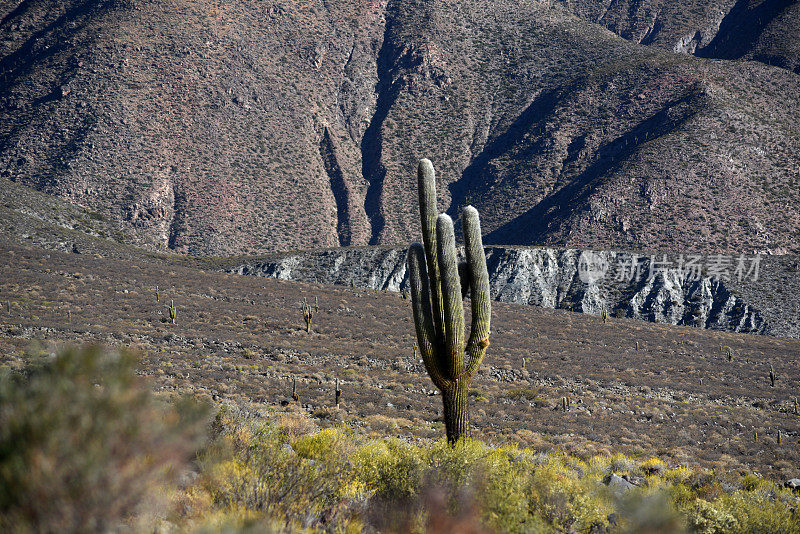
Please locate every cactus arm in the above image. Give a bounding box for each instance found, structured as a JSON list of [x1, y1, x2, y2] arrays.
[[407, 243, 448, 390], [463, 205, 491, 378], [418, 159, 446, 340], [436, 214, 465, 379]]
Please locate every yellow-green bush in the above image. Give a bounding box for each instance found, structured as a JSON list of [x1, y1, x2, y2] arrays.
[[191, 410, 800, 533], [199, 409, 350, 529]]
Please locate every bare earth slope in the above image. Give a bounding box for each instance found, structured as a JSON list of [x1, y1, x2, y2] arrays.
[[1, 0, 799, 255]]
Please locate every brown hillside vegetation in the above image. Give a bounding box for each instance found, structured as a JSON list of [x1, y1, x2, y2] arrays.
[[1, 0, 799, 255], [1, 240, 799, 482]]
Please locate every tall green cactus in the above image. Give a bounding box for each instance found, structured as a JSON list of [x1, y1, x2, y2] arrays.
[[407, 158, 491, 443]]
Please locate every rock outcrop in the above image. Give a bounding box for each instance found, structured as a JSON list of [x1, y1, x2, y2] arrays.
[[227, 246, 793, 337]]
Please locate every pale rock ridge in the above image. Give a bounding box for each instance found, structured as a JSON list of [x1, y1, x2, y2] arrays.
[[228, 246, 775, 336]]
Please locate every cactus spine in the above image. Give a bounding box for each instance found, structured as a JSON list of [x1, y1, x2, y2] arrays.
[[407, 159, 491, 443]]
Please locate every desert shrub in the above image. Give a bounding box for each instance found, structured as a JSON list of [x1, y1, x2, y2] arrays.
[[292, 427, 343, 460], [739, 473, 769, 492], [688, 499, 740, 534], [199, 409, 353, 530], [0, 345, 208, 533], [527, 453, 615, 531], [353, 438, 424, 500], [505, 386, 540, 401], [190, 411, 800, 533], [640, 457, 666, 476], [686, 492, 800, 534]]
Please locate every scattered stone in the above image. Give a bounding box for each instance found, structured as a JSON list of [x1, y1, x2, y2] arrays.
[[606, 473, 636, 493], [785, 479, 800, 492]]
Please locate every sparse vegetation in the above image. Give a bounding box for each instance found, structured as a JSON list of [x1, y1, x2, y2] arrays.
[[1, 242, 799, 479], [6, 349, 794, 534]]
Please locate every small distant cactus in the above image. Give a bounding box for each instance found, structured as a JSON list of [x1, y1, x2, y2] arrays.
[[168, 300, 177, 325], [778, 429, 783, 445], [291, 377, 299, 402], [155, 285, 160, 303], [794, 397, 798, 415], [301, 296, 318, 333], [67, 309, 71, 322], [635, 341, 640, 351], [726, 346, 733, 362], [601, 309, 607, 324], [769, 364, 775, 387], [407, 159, 491, 443], [335, 378, 342, 408]]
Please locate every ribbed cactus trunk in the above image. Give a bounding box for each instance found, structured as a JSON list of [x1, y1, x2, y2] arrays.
[[441, 378, 470, 442], [407, 158, 491, 444]]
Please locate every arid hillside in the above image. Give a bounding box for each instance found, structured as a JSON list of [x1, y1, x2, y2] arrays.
[[1, 0, 799, 255], [1, 239, 800, 481], [560, 0, 800, 73]]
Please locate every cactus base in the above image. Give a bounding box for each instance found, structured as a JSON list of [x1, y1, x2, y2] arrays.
[[442, 378, 470, 442]]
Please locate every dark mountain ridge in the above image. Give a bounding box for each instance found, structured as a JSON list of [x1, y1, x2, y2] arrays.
[[1, 0, 799, 255]]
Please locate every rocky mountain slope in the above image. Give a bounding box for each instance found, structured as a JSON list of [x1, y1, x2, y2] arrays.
[[559, 0, 800, 73], [1, 0, 799, 255], [226, 246, 800, 338]]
